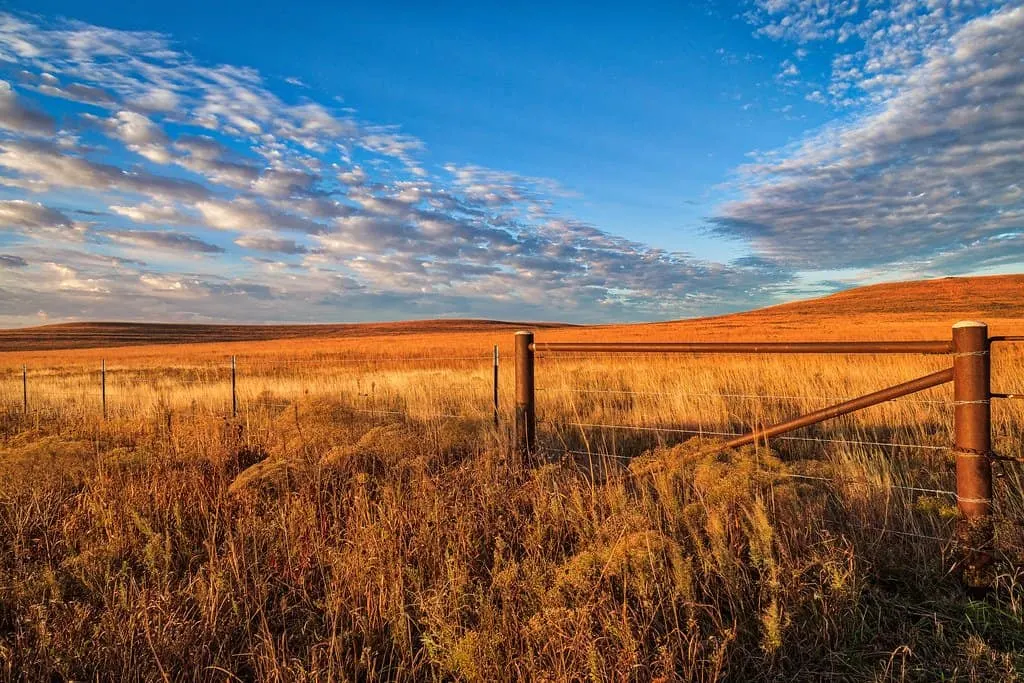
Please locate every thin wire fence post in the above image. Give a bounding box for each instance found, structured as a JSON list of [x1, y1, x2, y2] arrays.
[[22, 364, 27, 414], [952, 320, 993, 588], [231, 355, 237, 418], [493, 345, 499, 428], [515, 331, 536, 459], [101, 359, 107, 420]]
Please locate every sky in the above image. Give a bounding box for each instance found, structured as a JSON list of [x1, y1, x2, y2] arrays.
[[0, 1, 1021, 326]]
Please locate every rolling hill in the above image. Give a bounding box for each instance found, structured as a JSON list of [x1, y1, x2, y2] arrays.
[[1, 274, 1022, 353], [0, 319, 572, 352]]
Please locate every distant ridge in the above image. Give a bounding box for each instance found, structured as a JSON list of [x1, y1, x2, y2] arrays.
[[0, 319, 571, 352], [2, 274, 1022, 352], [722, 274, 1024, 318]]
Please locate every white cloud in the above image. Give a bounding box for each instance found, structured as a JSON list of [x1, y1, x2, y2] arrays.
[[196, 198, 327, 234], [105, 110, 171, 162], [235, 233, 309, 254], [0, 199, 75, 230], [0, 80, 54, 135], [776, 60, 799, 80], [105, 229, 224, 254], [108, 202, 193, 225], [0, 139, 209, 201], [46, 262, 109, 293]]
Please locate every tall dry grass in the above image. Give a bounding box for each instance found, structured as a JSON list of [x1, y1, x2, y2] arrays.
[[0, 340, 1022, 680]]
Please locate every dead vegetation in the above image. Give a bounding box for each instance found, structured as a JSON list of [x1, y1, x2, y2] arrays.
[[1, 277, 1024, 680], [0, 341, 1022, 680]]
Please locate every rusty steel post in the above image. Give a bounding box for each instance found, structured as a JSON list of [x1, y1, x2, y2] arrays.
[[22, 364, 27, 414], [493, 345, 500, 428], [952, 321, 993, 587], [515, 331, 536, 458], [101, 359, 107, 420], [231, 355, 237, 418]]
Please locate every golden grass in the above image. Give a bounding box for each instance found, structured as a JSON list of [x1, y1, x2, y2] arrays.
[[2, 294, 1024, 679]]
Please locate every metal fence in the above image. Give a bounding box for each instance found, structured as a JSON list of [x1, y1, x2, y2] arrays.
[[514, 321, 1021, 589], [5, 350, 503, 424], [3, 322, 1021, 588]]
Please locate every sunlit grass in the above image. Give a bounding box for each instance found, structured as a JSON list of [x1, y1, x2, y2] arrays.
[[0, 335, 1022, 679]]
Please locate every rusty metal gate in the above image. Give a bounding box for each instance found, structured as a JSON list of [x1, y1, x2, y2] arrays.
[[514, 321, 1019, 587]]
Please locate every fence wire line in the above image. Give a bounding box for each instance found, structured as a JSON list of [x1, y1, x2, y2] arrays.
[[557, 445, 994, 555], [541, 419, 949, 451], [536, 386, 952, 406], [555, 447, 955, 496], [241, 402, 472, 421], [846, 524, 991, 554], [236, 355, 492, 365], [772, 472, 956, 496]]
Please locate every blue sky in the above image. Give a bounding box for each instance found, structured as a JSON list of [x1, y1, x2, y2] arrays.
[[0, 1, 1020, 325]]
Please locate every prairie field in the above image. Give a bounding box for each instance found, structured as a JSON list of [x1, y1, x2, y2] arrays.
[[1, 277, 1024, 681]]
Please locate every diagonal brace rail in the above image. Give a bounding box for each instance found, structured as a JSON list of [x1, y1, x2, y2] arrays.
[[707, 367, 954, 453]]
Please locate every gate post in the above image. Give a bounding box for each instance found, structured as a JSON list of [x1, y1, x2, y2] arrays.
[[952, 321, 993, 588], [493, 345, 500, 428], [514, 331, 536, 459]]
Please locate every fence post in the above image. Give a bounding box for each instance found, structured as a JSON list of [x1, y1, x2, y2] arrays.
[[101, 359, 107, 420], [952, 320, 993, 588], [514, 331, 536, 458], [493, 345, 500, 428], [22, 364, 27, 414], [231, 355, 237, 418]]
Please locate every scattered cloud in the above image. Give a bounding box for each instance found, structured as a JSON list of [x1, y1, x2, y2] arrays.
[[195, 198, 327, 234], [0, 254, 28, 267], [0, 10, 800, 324], [712, 6, 1024, 274], [0, 198, 75, 231], [745, 0, 1006, 107], [0, 139, 210, 201], [0, 80, 54, 135], [235, 234, 309, 255], [102, 110, 171, 163], [776, 60, 799, 81], [104, 229, 225, 254], [108, 203, 194, 225]]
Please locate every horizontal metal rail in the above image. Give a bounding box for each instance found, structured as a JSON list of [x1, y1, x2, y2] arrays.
[[532, 340, 952, 354], [711, 367, 955, 452], [990, 336, 1024, 343]]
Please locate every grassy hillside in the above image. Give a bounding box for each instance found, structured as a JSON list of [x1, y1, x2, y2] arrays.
[[593, 274, 1024, 343]]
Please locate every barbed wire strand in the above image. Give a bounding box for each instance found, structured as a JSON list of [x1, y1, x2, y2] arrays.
[[237, 355, 492, 365], [555, 446, 955, 496], [541, 419, 949, 450], [238, 402, 471, 421], [846, 524, 990, 554]]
